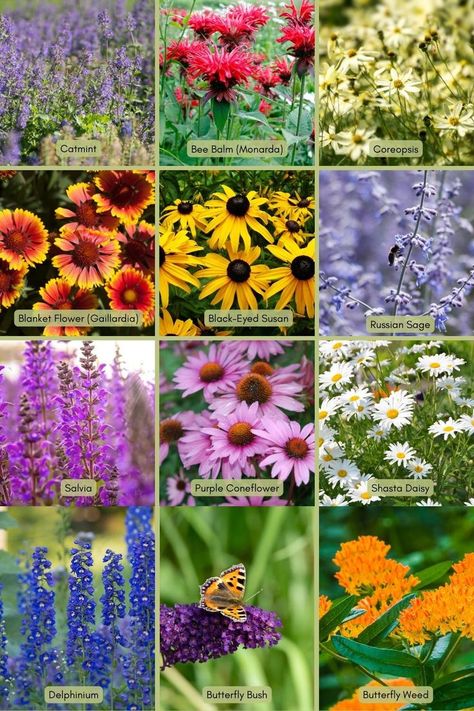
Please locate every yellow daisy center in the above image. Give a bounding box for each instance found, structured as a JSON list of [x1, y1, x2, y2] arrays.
[[386, 408, 399, 419]]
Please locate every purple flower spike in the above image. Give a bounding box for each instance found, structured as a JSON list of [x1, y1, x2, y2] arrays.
[[160, 604, 282, 668]]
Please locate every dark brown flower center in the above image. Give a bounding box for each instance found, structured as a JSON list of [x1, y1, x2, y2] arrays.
[[227, 422, 254, 446], [177, 201, 193, 215], [160, 419, 184, 443], [227, 259, 251, 283], [110, 180, 141, 207], [236, 373, 272, 404], [226, 194, 250, 217], [73, 240, 100, 267], [285, 437, 308, 459], [5, 230, 27, 251], [291, 255, 314, 280], [0, 273, 12, 290], [159, 246, 166, 265], [298, 198, 310, 207], [199, 362, 224, 382], [285, 220, 301, 233], [76, 200, 99, 228], [251, 361, 274, 376], [176, 478, 187, 491]]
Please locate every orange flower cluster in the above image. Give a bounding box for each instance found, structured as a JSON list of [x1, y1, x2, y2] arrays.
[[398, 552, 474, 645], [332, 536, 419, 637], [329, 679, 414, 711], [319, 594, 332, 619], [0, 171, 155, 334]]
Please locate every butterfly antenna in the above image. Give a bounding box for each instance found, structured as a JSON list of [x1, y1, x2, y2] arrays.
[[246, 588, 263, 602]]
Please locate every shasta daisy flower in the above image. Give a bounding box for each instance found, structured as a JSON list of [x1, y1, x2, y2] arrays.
[[162, 199, 206, 237], [264, 238, 315, 317], [0, 258, 27, 308], [407, 458, 433, 479], [187, 45, 254, 103], [32, 278, 98, 336], [325, 459, 360, 488], [174, 343, 248, 401], [159, 310, 200, 336], [93, 171, 154, 225], [52, 228, 120, 288], [202, 185, 273, 252], [416, 498, 442, 507], [159, 228, 202, 309], [458, 412, 474, 434], [320, 493, 348, 506], [55, 182, 120, 232], [204, 401, 267, 472], [195, 246, 270, 310], [416, 353, 450, 376], [349, 480, 381, 505], [105, 266, 155, 326], [0, 208, 49, 268], [319, 362, 354, 391], [428, 417, 463, 440], [384, 441, 416, 466], [371, 390, 415, 431], [252, 419, 315, 486]]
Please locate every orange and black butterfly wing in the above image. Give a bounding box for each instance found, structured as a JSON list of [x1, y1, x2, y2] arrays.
[[199, 564, 247, 622]]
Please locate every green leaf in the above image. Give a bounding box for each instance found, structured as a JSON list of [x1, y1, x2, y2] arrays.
[[431, 677, 474, 710], [319, 595, 358, 640], [331, 635, 422, 679], [414, 561, 452, 590], [412, 634, 452, 666], [0, 511, 19, 529], [287, 108, 312, 137], [211, 98, 231, 133], [433, 664, 474, 689], [357, 594, 416, 644]]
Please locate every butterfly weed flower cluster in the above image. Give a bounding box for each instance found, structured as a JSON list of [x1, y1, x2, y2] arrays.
[[319, 170, 474, 336], [159, 172, 315, 336], [319, 0, 474, 165], [0, 0, 154, 165], [320, 535, 474, 710], [0, 340, 155, 506], [0, 170, 155, 334], [160, 340, 314, 506], [0, 507, 155, 710], [160, 0, 314, 165], [319, 340, 474, 506]]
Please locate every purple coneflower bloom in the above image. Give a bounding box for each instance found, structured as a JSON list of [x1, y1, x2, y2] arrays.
[[166, 470, 192, 505], [204, 402, 267, 471], [159, 411, 194, 464], [173, 343, 248, 402], [210, 371, 304, 418], [253, 419, 315, 485]]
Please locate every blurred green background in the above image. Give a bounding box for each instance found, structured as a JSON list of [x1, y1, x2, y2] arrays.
[[160, 507, 314, 711], [319, 507, 474, 710]]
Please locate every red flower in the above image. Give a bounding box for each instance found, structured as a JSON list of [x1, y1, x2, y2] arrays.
[[258, 99, 272, 115], [106, 266, 155, 327], [214, 5, 269, 48], [0, 258, 27, 308], [254, 66, 280, 95], [32, 278, 98, 336], [277, 25, 315, 76], [188, 10, 221, 39], [187, 45, 253, 103], [272, 57, 294, 85], [118, 220, 155, 274], [279, 0, 314, 26], [166, 39, 201, 68]]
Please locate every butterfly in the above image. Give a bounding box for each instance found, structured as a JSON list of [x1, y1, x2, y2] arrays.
[[199, 563, 247, 623]]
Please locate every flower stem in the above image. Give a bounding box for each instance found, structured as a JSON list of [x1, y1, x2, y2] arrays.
[[290, 73, 306, 165]]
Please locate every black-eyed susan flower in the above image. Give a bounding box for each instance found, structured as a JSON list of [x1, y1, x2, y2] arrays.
[[268, 191, 315, 220], [32, 278, 98, 336], [55, 182, 120, 232], [0, 258, 27, 308], [93, 171, 155, 225], [272, 215, 310, 245], [106, 266, 155, 326], [264, 238, 315, 317], [0, 208, 49, 269], [159, 309, 200, 336], [196, 246, 270, 310], [52, 227, 121, 288], [159, 228, 202, 309], [202, 185, 273, 252], [162, 199, 206, 237]]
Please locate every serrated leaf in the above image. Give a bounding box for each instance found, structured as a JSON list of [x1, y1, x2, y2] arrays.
[[332, 635, 422, 679], [357, 594, 416, 644], [414, 561, 452, 590], [211, 98, 231, 134], [319, 595, 359, 640]]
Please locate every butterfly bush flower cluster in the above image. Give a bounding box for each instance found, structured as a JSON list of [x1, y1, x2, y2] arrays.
[[160, 340, 314, 505], [0, 171, 155, 334], [319, 0, 474, 165], [320, 535, 474, 710], [160, 0, 314, 165], [159, 172, 315, 336], [0, 340, 155, 506], [319, 340, 474, 506], [0, 507, 155, 711], [0, 0, 154, 165], [319, 171, 474, 336]]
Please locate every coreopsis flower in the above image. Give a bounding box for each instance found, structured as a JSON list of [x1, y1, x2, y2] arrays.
[[376, 67, 421, 104], [264, 238, 316, 317], [93, 171, 155, 225], [0, 208, 49, 268], [105, 266, 155, 326], [159, 309, 200, 336], [433, 101, 474, 137], [159, 228, 202, 308], [187, 45, 254, 103], [196, 246, 270, 310], [161, 199, 206, 236], [52, 228, 120, 288], [335, 127, 376, 162], [160, 604, 282, 668], [202, 185, 273, 251], [55, 182, 120, 232], [0, 258, 27, 308], [32, 278, 98, 336]]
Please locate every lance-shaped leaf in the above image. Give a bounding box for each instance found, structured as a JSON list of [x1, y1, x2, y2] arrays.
[[357, 593, 416, 644], [319, 595, 359, 640], [332, 635, 422, 679]]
